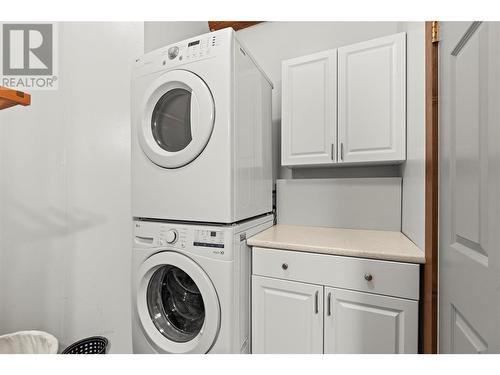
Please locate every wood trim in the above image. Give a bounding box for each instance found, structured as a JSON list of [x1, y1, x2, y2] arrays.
[[0, 86, 31, 110], [423, 21, 439, 354], [208, 21, 263, 32]]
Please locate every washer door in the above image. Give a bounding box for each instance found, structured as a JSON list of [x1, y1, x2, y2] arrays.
[[136, 251, 220, 353], [139, 70, 215, 169]]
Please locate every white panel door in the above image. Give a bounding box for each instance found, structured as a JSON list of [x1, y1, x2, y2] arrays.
[[281, 50, 336, 166], [324, 287, 418, 353], [440, 22, 500, 353], [252, 276, 323, 354], [338, 33, 406, 163]]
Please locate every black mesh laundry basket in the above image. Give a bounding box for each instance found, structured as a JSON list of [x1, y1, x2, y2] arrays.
[[62, 336, 108, 354]]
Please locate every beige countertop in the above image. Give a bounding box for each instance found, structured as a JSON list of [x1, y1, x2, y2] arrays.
[[247, 224, 425, 264]]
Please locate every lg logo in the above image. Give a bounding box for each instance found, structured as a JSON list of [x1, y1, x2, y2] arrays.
[[2, 24, 53, 75]]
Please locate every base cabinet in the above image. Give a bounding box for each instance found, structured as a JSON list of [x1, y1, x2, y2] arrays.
[[251, 276, 323, 354], [251, 248, 420, 354], [323, 287, 418, 353]]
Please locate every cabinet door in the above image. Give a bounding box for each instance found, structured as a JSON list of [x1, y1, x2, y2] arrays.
[[338, 33, 406, 163], [252, 275, 323, 353], [324, 287, 418, 353], [281, 50, 337, 166]]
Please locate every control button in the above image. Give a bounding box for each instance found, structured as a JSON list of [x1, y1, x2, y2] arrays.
[[165, 229, 178, 244], [168, 46, 179, 60]]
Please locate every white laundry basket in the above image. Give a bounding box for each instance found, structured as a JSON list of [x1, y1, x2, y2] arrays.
[[0, 331, 58, 354]]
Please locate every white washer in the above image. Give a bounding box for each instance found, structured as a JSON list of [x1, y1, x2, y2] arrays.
[[132, 214, 274, 354], [132, 28, 273, 223]]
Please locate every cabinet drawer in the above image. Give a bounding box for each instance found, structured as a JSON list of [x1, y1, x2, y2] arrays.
[[252, 247, 419, 300]]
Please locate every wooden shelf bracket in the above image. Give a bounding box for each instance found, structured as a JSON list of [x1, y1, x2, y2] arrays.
[[0, 86, 31, 110]]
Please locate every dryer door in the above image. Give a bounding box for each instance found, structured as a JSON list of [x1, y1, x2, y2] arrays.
[[136, 251, 220, 353], [139, 70, 215, 168]]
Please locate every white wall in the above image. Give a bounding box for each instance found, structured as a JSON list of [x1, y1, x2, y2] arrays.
[[0, 22, 143, 353], [144, 22, 209, 53], [399, 22, 426, 250], [277, 178, 402, 230]]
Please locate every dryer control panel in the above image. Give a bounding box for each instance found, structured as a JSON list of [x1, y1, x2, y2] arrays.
[[133, 28, 232, 76], [164, 34, 222, 65]]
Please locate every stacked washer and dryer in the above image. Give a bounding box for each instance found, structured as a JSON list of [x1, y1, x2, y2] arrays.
[[131, 28, 274, 354]]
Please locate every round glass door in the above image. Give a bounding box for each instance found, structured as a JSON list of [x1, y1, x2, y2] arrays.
[[136, 251, 220, 354], [147, 265, 205, 343], [151, 89, 193, 153], [139, 70, 215, 169]]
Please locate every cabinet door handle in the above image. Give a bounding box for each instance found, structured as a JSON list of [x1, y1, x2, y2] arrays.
[[340, 142, 344, 161], [331, 143, 335, 160], [327, 292, 331, 316], [314, 291, 319, 314]]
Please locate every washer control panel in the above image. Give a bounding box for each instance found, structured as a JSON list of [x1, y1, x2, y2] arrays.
[[133, 220, 233, 260], [164, 229, 178, 244], [158, 226, 187, 249], [193, 229, 225, 249]]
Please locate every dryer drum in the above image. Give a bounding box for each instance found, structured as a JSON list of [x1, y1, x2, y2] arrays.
[[151, 88, 193, 153]]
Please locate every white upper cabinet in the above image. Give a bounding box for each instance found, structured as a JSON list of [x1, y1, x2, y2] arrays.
[[281, 32, 406, 167], [281, 50, 337, 166], [338, 32, 406, 163]]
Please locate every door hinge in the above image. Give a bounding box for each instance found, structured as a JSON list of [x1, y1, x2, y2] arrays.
[[431, 21, 440, 43]]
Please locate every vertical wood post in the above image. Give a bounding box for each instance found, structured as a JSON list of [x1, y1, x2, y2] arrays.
[[423, 20, 439, 354]]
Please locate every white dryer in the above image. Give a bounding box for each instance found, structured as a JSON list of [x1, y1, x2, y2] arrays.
[[132, 214, 274, 354], [132, 28, 273, 223]]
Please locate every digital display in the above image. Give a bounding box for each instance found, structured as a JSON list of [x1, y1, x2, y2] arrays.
[[188, 40, 200, 47], [193, 229, 224, 249]]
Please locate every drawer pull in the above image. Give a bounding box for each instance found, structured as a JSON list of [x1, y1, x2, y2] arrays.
[[281, 263, 288, 270], [364, 273, 373, 281]]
